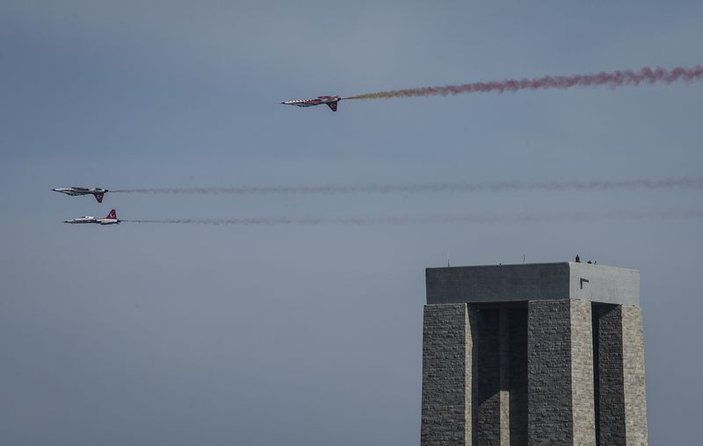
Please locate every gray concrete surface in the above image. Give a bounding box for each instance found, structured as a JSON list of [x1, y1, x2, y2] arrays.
[[426, 263, 639, 306]]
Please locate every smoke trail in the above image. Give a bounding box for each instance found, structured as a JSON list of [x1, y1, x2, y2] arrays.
[[123, 210, 703, 226], [345, 65, 703, 100], [110, 177, 703, 196]]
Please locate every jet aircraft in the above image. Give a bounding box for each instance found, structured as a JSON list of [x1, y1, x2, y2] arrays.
[[281, 95, 342, 112], [64, 209, 120, 225], [53, 187, 108, 203]]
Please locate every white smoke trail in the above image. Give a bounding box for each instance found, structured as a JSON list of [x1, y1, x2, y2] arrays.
[[111, 177, 703, 196], [123, 210, 703, 226]]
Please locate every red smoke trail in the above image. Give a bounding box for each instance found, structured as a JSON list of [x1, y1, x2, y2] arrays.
[[123, 210, 703, 226], [345, 65, 703, 100], [111, 177, 703, 195]]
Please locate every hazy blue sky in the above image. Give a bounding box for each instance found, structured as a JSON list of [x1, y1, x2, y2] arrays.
[[1, 1, 701, 444]]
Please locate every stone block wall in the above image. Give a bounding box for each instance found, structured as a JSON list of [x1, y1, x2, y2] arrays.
[[570, 299, 596, 446], [421, 297, 646, 446], [527, 300, 576, 444], [421, 304, 472, 446], [622, 306, 648, 445], [527, 299, 595, 445]]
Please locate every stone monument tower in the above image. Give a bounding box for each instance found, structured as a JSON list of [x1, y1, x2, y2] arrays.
[[421, 262, 647, 445]]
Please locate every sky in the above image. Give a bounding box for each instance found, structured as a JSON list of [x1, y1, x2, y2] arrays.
[[0, 1, 701, 444]]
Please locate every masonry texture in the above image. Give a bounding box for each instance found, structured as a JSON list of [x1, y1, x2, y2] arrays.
[[421, 262, 648, 446], [569, 299, 596, 446], [421, 304, 471, 446], [594, 304, 626, 445], [622, 306, 648, 445], [527, 299, 587, 445]]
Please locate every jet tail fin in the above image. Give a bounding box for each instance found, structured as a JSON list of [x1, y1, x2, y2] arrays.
[[327, 101, 338, 112], [105, 209, 117, 220], [94, 192, 104, 203]]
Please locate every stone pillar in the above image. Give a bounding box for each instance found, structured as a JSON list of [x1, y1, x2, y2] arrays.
[[528, 299, 595, 445], [421, 304, 472, 446], [622, 306, 648, 445], [593, 304, 648, 446]]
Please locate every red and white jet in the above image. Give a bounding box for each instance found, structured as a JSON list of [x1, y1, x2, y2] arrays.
[[281, 95, 343, 112], [53, 187, 108, 203], [64, 209, 120, 225]]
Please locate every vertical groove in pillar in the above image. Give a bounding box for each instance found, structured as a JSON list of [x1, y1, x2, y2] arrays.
[[499, 306, 510, 445], [509, 307, 528, 445], [621, 306, 648, 445], [593, 304, 626, 445], [474, 307, 501, 446], [421, 304, 472, 446]]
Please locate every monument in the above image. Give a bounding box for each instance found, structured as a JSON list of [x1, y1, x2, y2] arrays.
[[421, 262, 648, 445]]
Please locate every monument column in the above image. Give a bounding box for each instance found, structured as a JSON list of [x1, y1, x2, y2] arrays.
[[421, 303, 472, 446], [421, 262, 647, 446], [527, 299, 595, 445]]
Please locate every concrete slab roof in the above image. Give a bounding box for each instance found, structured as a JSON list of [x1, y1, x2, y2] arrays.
[[426, 262, 639, 306]]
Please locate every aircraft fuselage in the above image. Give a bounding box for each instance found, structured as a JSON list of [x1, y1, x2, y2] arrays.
[[281, 95, 342, 111], [53, 187, 108, 203], [64, 209, 119, 225]]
